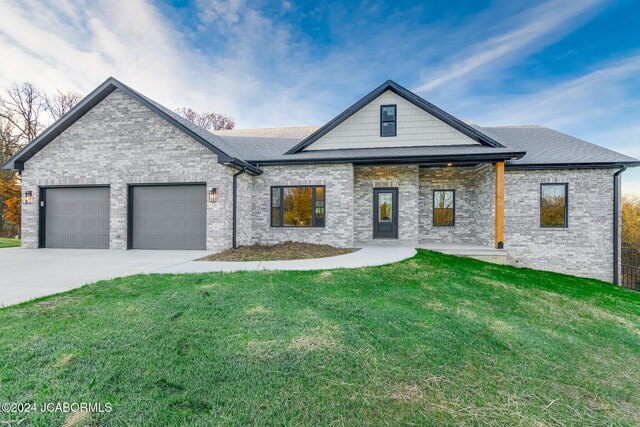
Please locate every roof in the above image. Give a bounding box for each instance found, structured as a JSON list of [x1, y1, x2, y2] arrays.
[[3, 77, 637, 172], [1, 77, 262, 175], [214, 124, 639, 168], [474, 125, 640, 168], [215, 127, 523, 164], [285, 80, 505, 154]]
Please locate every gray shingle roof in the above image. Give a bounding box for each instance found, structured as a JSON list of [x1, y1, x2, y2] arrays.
[[474, 125, 639, 166], [214, 124, 639, 167]]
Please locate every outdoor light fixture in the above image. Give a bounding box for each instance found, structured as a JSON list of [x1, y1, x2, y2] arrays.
[[447, 163, 452, 167], [22, 191, 32, 205], [209, 188, 217, 203]]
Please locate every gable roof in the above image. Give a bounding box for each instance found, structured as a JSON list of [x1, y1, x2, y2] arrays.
[[215, 125, 639, 168], [1, 77, 262, 175], [285, 80, 505, 154]]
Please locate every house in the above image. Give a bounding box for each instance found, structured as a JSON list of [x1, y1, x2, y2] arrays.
[[3, 77, 638, 283]]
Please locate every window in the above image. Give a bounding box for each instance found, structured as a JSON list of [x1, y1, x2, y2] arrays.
[[433, 190, 455, 226], [540, 184, 568, 228], [271, 186, 325, 227], [380, 104, 397, 137]]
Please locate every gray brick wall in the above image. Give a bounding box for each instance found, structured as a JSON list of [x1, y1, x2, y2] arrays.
[[504, 169, 615, 282], [235, 172, 254, 246], [419, 164, 495, 246], [251, 164, 354, 247], [20, 89, 236, 251], [353, 165, 419, 245]]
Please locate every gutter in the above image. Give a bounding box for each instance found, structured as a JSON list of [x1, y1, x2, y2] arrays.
[[246, 152, 527, 166], [232, 167, 247, 249], [613, 165, 627, 285]]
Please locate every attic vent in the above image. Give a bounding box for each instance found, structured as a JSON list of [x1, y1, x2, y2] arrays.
[[380, 105, 397, 137]]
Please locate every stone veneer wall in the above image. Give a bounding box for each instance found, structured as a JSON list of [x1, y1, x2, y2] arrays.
[[419, 164, 495, 246], [20, 89, 236, 251], [353, 165, 419, 245], [504, 168, 616, 282], [250, 164, 354, 247]]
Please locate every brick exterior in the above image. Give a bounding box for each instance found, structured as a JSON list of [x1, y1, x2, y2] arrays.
[[353, 165, 419, 245], [504, 169, 615, 282], [419, 164, 495, 247], [250, 164, 354, 247], [20, 89, 236, 251], [17, 90, 620, 282]]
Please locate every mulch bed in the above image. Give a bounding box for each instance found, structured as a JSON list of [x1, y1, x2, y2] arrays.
[[198, 241, 357, 262]]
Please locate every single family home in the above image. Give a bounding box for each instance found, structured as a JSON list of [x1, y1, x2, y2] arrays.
[[3, 78, 638, 283]]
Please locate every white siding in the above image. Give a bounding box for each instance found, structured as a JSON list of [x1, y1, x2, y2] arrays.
[[306, 90, 479, 150]]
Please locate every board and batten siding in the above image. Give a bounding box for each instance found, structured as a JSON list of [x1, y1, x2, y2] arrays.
[[305, 90, 479, 150]]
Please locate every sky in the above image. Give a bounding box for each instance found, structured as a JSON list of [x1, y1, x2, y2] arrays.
[[0, 0, 639, 192]]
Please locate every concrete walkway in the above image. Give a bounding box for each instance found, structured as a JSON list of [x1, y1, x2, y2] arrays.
[[0, 246, 416, 307], [154, 246, 417, 274]]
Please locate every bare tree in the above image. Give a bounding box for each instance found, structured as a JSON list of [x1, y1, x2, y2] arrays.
[[0, 82, 45, 143], [44, 90, 83, 120], [176, 107, 235, 131]]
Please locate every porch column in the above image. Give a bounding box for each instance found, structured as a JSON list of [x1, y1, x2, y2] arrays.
[[495, 161, 505, 249]]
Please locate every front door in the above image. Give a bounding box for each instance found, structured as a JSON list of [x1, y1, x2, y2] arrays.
[[373, 188, 398, 239]]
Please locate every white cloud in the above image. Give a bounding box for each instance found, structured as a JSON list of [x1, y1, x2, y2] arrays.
[[0, 0, 331, 127], [472, 54, 640, 129], [414, 0, 604, 93]]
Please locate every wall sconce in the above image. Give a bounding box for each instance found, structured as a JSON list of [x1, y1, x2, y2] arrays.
[[22, 191, 32, 205], [208, 188, 217, 203]]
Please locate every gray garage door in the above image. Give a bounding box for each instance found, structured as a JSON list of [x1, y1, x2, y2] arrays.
[[45, 187, 110, 249], [131, 185, 206, 250]]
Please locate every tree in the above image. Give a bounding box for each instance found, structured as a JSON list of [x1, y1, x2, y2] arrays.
[[44, 90, 83, 120], [622, 194, 640, 266], [0, 175, 20, 237], [176, 107, 235, 131]]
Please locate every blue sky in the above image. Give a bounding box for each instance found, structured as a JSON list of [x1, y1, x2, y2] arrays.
[[1, 0, 639, 191]]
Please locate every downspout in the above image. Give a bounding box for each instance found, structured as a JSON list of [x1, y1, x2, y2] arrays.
[[232, 167, 246, 249], [613, 165, 627, 285]]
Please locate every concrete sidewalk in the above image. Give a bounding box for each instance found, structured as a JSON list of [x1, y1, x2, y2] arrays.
[[149, 246, 417, 274]]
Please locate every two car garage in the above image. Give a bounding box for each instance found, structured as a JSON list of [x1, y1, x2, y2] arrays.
[[40, 185, 207, 250]]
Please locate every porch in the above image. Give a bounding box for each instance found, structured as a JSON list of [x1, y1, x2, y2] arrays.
[[353, 161, 505, 250]]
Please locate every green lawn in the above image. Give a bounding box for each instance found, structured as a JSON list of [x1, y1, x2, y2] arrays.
[[0, 238, 20, 248], [1, 251, 639, 426]]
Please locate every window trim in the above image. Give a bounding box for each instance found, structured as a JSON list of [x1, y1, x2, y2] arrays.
[[380, 104, 397, 137], [540, 183, 568, 229], [432, 189, 456, 227], [270, 185, 326, 228]]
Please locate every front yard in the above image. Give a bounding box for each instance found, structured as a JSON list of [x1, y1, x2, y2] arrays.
[[0, 250, 638, 425], [0, 238, 20, 248]]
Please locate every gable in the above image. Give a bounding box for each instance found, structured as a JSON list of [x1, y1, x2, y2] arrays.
[[303, 90, 480, 151], [26, 89, 221, 174], [2, 77, 261, 175]]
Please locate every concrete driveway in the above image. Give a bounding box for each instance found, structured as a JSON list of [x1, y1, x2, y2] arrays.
[[0, 248, 209, 307]]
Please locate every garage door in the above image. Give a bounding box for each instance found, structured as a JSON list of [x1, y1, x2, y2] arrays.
[[131, 185, 206, 250], [44, 187, 110, 249]]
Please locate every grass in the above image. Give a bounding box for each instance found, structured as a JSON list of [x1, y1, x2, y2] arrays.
[[199, 241, 356, 262], [0, 250, 639, 426], [0, 237, 20, 248]]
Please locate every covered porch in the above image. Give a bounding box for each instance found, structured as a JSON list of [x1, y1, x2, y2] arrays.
[[353, 161, 506, 251]]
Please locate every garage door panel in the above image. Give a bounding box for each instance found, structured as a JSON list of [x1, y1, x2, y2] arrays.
[[45, 187, 110, 249], [132, 185, 206, 250]]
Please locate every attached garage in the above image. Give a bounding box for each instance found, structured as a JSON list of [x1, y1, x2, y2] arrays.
[[41, 187, 110, 249], [129, 184, 206, 250]]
